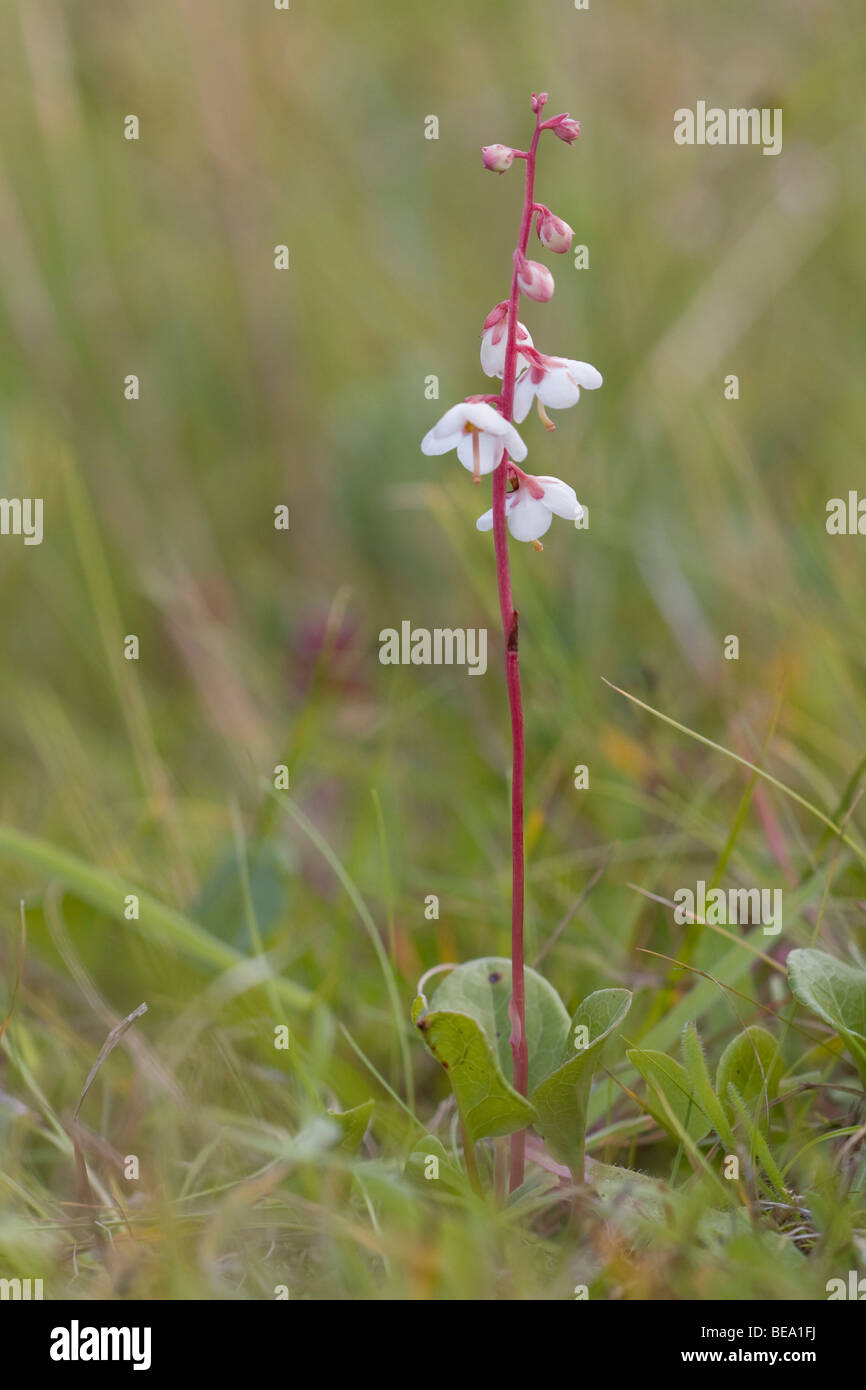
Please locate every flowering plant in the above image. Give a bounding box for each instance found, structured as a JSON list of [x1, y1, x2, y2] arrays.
[[413, 93, 631, 1196]]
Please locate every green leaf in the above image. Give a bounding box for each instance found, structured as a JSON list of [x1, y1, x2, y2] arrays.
[[405, 1135, 469, 1195], [627, 1047, 713, 1143], [725, 1082, 789, 1199], [429, 957, 570, 1093], [715, 1026, 781, 1126], [682, 1022, 736, 1148], [587, 932, 765, 1129], [414, 1005, 536, 1145], [327, 1100, 374, 1153], [529, 989, 631, 1180], [787, 948, 866, 1086]]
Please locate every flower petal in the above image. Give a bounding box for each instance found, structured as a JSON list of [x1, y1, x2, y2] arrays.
[[512, 370, 537, 424], [537, 365, 581, 410], [480, 331, 505, 378], [456, 429, 503, 474], [480, 323, 533, 379], [420, 403, 469, 454], [565, 359, 603, 390], [507, 493, 554, 542], [475, 507, 495, 532], [421, 425, 461, 455], [536, 475, 582, 520], [462, 401, 511, 435], [501, 420, 528, 463]]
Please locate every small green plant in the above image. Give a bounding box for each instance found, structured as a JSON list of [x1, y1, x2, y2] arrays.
[[414, 957, 630, 1189]]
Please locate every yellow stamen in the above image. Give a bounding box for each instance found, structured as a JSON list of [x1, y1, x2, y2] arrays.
[[537, 399, 556, 432], [532, 539, 544, 553]]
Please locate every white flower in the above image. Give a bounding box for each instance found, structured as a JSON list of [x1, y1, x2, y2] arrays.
[[513, 356, 603, 426], [421, 401, 527, 481], [480, 319, 533, 379], [475, 474, 582, 547]]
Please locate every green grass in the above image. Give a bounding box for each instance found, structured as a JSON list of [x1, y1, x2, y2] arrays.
[[0, 0, 865, 1299]]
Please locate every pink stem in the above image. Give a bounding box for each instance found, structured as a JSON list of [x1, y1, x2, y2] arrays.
[[494, 111, 542, 1192]]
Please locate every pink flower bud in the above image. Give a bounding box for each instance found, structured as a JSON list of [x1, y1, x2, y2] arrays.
[[517, 259, 555, 303], [482, 144, 515, 174], [531, 92, 549, 114], [537, 210, 574, 255], [549, 114, 581, 145]]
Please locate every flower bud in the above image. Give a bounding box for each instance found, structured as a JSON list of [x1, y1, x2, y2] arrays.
[[531, 92, 549, 114], [482, 144, 515, 174], [517, 259, 555, 303], [537, 210, 574, 255], [550, 115, 581, 145]]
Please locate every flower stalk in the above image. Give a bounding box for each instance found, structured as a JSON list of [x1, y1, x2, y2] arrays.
[[492, 108, 544, 1191], [420, 91, 601, 1194]]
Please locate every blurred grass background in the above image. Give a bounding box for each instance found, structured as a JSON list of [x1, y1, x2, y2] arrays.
[[0, 0, 865, 1299]]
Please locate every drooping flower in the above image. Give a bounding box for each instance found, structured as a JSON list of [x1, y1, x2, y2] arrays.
[[517, 259, 555, 302], [482, 144, 515, 173], [421, 400, 527, 481], [536, 209, 574, 255], [476, 473, 583, 547], [480, 302, 534, 378], [547, 114, 581, 145], [513, 354, 602, 427]]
